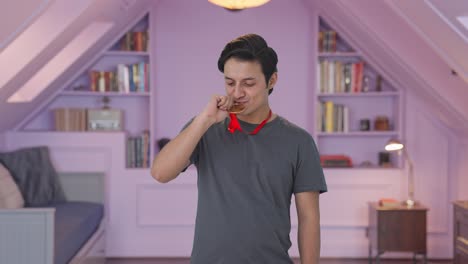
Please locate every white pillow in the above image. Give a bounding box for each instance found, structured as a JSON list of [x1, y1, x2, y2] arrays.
[[0, 163, 25, 209]]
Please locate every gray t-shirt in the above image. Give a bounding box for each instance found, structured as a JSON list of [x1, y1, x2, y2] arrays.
[[183, 115, 327, 264]]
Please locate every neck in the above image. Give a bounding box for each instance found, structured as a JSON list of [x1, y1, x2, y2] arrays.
[[237, 106, 272, 124]]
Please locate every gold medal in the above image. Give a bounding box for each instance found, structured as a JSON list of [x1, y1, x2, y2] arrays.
[[228, 104, 245, 114]]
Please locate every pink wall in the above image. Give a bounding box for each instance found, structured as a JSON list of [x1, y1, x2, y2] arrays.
[[152, 0, 314, 138]]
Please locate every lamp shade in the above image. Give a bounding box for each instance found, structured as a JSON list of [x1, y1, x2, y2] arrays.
[[208, 0, 271, 10], [385, 139, 404, 152]]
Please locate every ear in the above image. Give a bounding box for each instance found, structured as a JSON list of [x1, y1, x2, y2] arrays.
[[267, 72, 278, 90]]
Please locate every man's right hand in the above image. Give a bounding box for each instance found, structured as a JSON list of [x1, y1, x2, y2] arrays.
[[200, 95, 233, 125]]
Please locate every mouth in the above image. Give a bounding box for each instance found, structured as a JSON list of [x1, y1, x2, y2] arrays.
[[228, 103, 246, 114]]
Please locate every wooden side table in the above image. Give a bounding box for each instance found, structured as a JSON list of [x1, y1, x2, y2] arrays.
[[453, 201, 468, 264], [367, 202, 428, 264]]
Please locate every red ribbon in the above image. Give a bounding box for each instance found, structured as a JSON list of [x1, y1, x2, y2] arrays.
[[228, 110, 272, 135]]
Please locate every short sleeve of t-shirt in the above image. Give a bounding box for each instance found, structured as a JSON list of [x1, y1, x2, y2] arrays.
[[293, 134, 327, 194]]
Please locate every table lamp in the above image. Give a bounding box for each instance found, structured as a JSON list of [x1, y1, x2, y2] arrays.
[[385, 139, 415, 207]]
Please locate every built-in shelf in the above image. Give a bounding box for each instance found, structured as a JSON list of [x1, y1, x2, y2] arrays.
[[317, 131, 399, 137], [318, 52, 360, 57], [60, 91, 150, 97], [103, 51, 149, 56], [125, 168, 151, 172], [323, 167, 400, 170], [317, 92, 399, 97]]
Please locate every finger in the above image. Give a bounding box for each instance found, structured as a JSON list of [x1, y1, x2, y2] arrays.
[[225, 96, 234, 110], [217, 96, 227, 107], [221, 96, 233, 110]]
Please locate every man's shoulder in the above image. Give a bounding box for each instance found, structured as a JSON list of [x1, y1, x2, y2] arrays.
[[275, 116, 313, 139]]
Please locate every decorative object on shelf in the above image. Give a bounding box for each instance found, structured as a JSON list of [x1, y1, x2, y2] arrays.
[[362, 75, 370, 92], [87, 96, 123, 131], [359, 118, 370, 131], [385, 139, 415, 207], [71, 85, 87, 91], [358, 160, 374, 168], [101, 96, 110, 109], [208, 0, 270, 10], [87, 109, 123, 131], [376, 75, 383, 92], [374, 115, 389, 131], [378, 151, 391, 167], [320, 155, 353, 168]]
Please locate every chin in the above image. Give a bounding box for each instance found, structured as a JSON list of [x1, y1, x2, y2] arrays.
[[238, 109, 251, 116]]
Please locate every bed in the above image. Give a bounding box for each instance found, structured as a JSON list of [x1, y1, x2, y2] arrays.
[[0, 146, 106, 264]]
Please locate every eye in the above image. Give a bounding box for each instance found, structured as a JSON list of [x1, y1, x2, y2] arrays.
[[226, 82, 235, 87], [244, 82, 255, 87]]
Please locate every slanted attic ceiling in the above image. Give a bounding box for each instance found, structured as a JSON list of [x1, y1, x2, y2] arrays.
[[0, 0, 152, 132]]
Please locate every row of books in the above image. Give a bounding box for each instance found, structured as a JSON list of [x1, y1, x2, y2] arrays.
[[89, 62, 149, 93], [378, 198, 401, 208], [318, 30, 337, 52], [317, 60, 365, 94], [53, 108, 87, 131], [317, 101, 349, 133], [126, 131, 150, 168], [118, 31, 149, 52]]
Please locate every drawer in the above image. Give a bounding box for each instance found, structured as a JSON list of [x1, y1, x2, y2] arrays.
[[455, 216, 468, 239], [454, 253, 468, 264], [455, 210, 468, 223], [457, 236, 468, 250]]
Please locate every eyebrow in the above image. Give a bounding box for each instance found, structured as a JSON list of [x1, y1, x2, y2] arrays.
[[224, 77, 257, 81]]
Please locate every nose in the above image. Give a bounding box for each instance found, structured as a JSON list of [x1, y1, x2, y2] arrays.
[[232, 85, 245, 99]]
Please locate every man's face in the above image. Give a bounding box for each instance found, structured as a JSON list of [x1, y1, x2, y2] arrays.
[[223, 58, 271, 117]]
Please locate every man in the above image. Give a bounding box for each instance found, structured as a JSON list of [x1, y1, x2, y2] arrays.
[[151, 34, 327, 264]]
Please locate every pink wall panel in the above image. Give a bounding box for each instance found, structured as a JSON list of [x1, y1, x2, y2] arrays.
[[152, 0, 314, 139]]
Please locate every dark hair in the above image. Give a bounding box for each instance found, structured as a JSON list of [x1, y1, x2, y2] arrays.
[[217, 34, 278, 95]]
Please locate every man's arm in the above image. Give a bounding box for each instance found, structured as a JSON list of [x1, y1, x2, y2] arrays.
[[150, 95, 232, 183], [150, 114, 212, 183], [295, 191, 321, 264]]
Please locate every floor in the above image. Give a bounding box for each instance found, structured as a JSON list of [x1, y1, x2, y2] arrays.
[[106, 258, 453, 264]]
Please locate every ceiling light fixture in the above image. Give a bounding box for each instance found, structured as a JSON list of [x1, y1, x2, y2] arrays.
[[208, 0, 271, 11]]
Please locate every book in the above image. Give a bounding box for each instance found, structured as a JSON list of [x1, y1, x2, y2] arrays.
[[378, 198, 401, 208]]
